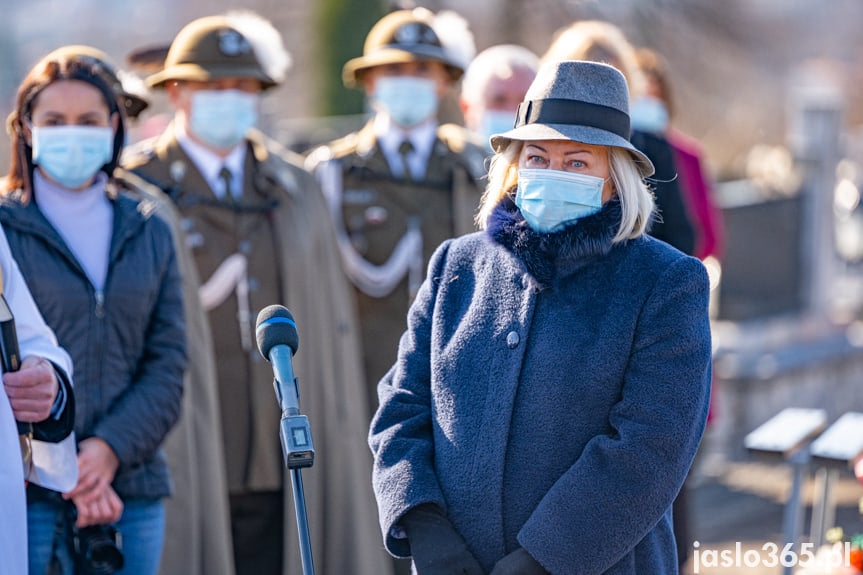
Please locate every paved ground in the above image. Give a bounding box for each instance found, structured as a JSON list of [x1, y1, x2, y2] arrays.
[[682, 452, 863, 574]]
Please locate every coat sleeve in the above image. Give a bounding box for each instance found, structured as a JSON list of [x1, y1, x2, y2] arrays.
[[92, 220, 187, 468], [518, 255, 712, 575], [368, 239, 455, 558], [0, 225, 74, 381], [0, 224, 76, 443]]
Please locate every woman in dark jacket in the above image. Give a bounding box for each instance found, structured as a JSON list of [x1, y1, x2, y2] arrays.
[[368, 61, 711, 575], [1, 49, 186, 575]]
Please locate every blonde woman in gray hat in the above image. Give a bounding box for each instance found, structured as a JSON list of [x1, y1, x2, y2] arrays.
[[369, 60, 712, 575]]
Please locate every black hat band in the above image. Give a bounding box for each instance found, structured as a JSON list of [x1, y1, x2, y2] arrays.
[[515, 98, 631, 140]]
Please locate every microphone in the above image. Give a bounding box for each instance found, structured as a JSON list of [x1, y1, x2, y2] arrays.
[[256, 305, 314, 469]]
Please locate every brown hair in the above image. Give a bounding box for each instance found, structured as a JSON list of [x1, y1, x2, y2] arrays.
[[541, 20, 646, 99], [5, 53, 126, 200], [635, 47, 674, 120]]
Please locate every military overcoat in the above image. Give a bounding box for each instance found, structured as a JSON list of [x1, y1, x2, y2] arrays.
[[124, 126, 393, 575], [307, 121, 486, 408]]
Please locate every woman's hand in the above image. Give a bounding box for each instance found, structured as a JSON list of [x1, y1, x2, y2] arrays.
[[3, 355, 59, 422], [63, 437, 120, 505], [490, 548, 549, 575], [72, 484, 124, 528], [401, 505, 484, 575]]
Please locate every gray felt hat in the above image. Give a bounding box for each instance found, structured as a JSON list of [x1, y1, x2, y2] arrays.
[[490, 60, 655, 177]]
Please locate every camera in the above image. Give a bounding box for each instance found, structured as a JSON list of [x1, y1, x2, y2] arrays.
[[68, 507, 124, 575]]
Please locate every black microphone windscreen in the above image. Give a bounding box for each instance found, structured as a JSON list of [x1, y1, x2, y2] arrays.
[[255, 305, 299, 360]]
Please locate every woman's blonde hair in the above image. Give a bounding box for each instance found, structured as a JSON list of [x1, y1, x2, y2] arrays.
[[542, 20, 646, 99], [476, 141, 655, 243]]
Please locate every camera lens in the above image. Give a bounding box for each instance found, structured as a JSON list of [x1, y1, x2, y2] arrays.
[[76, 525, 124, 575]]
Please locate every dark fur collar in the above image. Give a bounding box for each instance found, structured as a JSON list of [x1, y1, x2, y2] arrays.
[[487, 193, 623, 289]]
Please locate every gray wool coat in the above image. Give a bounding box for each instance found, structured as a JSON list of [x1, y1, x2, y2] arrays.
[[369, 199, 712, 575]]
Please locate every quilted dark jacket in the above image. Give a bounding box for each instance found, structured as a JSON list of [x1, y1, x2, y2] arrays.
[[0, 186, 186, 500]]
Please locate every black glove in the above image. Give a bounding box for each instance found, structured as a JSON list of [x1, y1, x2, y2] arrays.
[[400, 504, 484, 575], [490, 547, 549, 575]]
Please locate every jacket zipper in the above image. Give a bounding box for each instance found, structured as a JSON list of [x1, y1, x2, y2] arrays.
[[94, 291, 105, 318]]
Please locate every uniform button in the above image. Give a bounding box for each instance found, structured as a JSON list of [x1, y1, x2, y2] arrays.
[[364, 206, 388, 225], [239, 240, 252, 254], [507, 331, 520, 349], [248, 277, 259, 291]]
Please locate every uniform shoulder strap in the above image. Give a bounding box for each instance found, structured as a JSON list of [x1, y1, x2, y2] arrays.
[[436, 123, 488, 182]]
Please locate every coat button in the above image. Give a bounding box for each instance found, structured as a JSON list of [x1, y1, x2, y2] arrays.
[[507, 331, 520, 349]]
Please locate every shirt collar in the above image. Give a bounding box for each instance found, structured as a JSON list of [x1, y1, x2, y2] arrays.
[[375, 114, 436, 155], [175, 121, 246, 196]]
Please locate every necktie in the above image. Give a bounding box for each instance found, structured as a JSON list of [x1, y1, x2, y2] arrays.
[[219, 166, 235, 206], [398, 139, 414, 182]]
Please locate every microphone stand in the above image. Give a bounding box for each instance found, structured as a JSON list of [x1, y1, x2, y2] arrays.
[[268, 345, 315, 575]]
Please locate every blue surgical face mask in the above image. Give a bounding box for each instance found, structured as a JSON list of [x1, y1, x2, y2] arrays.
[[31, 126, 114, 189], [479, 110, 515, 152], [372, 76, 439, 128], [515, 168, 605, 233], [629, 96, 669, 134], [189, 89, 259, 150]]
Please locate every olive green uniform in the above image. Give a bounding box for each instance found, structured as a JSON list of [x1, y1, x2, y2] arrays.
[[307, 121, 485, 408], [124, 126, 393, 575], [116, 168, 235, 575]]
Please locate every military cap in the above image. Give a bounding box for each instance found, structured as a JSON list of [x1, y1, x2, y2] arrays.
[[342, 9, 464, 88], [44, 45, 150, 119], [147, 13, 289, 90], [126, 44, 171, 76]]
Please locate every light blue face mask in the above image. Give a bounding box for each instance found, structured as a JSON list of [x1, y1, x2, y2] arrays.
[[629, 96, 669, 134], [372, 76, 439, 128], [31, 126, 114, 189], [479, 109, 515, 152], [189, 89, 259, 150], [515, 168, 605, 233]]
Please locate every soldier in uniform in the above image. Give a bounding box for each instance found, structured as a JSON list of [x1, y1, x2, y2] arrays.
[[306, 8, 486, 412], [123, 13, 392, 575]]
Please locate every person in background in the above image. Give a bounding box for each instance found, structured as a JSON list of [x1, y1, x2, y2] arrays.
[[634, 47, 724, 262], [542, 20, 696, 256], [306, 8, 486, 413], [123, 12, 391, 575], [124, 45, 173, 144], [369, 60, 712, 575], [460, 44, 539, 152], [632, 47, 724, 572], [1, 48, 186, 575], [55, 45, 236, 575]]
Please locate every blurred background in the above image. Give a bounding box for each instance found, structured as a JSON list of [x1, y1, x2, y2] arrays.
[[3, 0, 863, 572]]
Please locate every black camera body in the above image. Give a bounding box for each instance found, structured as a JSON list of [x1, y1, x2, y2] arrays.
[[68, 508, 124, 575]]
